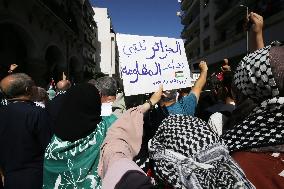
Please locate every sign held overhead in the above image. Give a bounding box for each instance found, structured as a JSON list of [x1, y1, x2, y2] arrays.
[[116, 34, 193, 96]]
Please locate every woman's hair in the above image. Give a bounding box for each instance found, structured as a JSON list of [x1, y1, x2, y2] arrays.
[[88, 77, 118, 96], [31, 87, 49, 104]]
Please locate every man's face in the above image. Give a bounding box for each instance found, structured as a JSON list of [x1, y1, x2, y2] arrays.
[[101, 95, 116, 103], [161, 90, 177, 102]]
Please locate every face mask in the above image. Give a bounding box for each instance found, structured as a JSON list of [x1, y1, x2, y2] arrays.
[[161, 90, 178, 102], [101, 102, 113, 116]]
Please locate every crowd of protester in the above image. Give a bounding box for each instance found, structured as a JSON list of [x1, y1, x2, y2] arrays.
[[0, 12, 283, 189]]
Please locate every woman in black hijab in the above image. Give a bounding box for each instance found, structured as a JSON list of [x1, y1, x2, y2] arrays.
[[54, 83, 103, 141], [43, 83, 118, 188]]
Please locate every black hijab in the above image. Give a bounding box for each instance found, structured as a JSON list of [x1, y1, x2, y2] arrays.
[[54, 83, 102, 142]]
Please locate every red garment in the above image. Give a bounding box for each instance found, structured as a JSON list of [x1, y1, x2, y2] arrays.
[[232, 151, 284, 189]]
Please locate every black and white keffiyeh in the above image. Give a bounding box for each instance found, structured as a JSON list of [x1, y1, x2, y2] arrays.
[[1, 98, 8, 106], [149, 114, 254, 189], [34, 101, 45, 108], [234, 45, 279, 102], [223, 97, 284, 151], [223, 43, 284, 152], [55, 90, 67, 96]]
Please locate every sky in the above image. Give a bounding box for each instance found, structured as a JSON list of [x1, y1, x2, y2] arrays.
[[90, 0, 183, 39]]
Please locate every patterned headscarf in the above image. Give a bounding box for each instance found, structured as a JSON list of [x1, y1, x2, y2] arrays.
[[234, 43, 283, 101], [223, 43, 284, 152], [149, 115, 254, 189]]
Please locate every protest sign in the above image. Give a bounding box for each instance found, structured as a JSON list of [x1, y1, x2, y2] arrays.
[[116, 34, 192, 96]]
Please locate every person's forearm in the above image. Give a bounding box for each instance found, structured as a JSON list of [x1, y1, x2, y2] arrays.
[[193, 70, 207, 92], [250, 31, 264, 51], [142, 102, 151, 113]]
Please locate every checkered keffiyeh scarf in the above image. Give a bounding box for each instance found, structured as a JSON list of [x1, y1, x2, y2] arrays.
[[149, 115, 255, 189], [234, 45, 279, 101], [56, 90, 67, 96], [1, 98, 8, 106], [223, 44, 284, 152]]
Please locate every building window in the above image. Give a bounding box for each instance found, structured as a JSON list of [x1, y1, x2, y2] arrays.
[[203, 36, 210, 51], [204, 15, 209, 29]]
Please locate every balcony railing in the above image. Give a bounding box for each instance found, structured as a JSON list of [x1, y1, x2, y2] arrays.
[[185, 36, 199, 50]]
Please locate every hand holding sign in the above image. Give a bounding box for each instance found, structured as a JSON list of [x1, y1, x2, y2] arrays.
[[142, 85, 163, 112], [150, 85, 163, 105]]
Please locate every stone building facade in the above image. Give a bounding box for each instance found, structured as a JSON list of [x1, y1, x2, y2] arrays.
[[0, 0, 97, 86], [93, 7, 119, 77]]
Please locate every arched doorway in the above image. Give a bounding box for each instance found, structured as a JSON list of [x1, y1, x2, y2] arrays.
[[69, 56, 82, 84], [45, 45, 64, 84], [0, 23, 35, 79]]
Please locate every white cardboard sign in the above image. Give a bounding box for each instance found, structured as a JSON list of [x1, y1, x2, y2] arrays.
[[116, 34, 192, 96]]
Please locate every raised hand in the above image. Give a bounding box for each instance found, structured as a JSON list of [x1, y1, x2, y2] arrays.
[[249, 12, 263, 34], [150, 85, 163, 105]]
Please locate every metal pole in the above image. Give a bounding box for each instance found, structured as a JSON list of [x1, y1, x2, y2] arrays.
[[240, 4, 249, 54], [246, 6, 249, 54], [110, 38, 112, 77]]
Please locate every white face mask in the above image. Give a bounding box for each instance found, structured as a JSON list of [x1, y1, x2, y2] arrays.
[[100, 102, 113, 116]]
